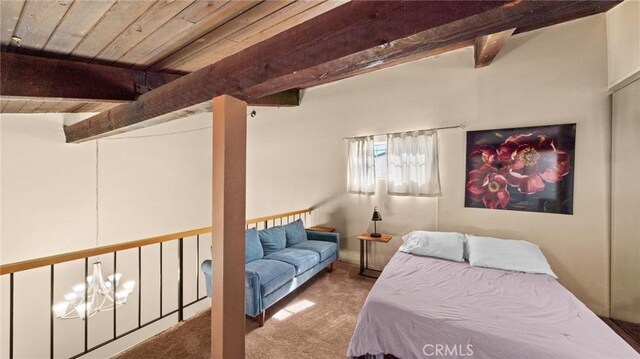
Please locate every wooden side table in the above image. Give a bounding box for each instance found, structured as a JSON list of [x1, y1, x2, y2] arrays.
[[357, 233, 392, 278], [306, 226, 335, 233]]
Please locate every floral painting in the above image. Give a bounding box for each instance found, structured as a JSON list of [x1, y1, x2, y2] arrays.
[[465, 124, 576, 214]]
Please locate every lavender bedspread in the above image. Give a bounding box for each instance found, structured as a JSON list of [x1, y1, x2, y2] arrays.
[[347, 252, 638, 359]]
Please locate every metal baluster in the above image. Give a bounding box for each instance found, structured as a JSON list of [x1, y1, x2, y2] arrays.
[[113, 252, 117, 339], [84, 258, 88, 352], [178, 238, 184, 322], [138, 247, 142, 328], [9, 273, 14, 359], [159, 243, 163, 317], [50, 265, 54, 359], [196, 235, 200, 299], [264, 220, 268, 229]]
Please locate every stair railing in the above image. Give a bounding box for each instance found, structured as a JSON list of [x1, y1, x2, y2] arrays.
[[0, 207, 313, 359]]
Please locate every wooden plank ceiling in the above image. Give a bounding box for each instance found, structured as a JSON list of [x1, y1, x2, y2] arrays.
[[0, 0, 622, 119], [0, 0, 345, 113]]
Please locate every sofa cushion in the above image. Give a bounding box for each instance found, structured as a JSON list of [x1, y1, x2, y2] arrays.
[[290, 240, 337, 262], [264, 248, 320, 276], [245, 228, 264, 263], [258, 227, 287, 256], [245, 259, 295, 296], [282, 219, 308, 246]]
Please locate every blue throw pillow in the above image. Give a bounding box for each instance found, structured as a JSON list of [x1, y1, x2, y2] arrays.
[[258, 227, 286, 256], [282, 219, 308, 246], [245, 228, 264, 263]]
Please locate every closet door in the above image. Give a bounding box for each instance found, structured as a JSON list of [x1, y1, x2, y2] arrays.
[[611, 78, 640, 323]]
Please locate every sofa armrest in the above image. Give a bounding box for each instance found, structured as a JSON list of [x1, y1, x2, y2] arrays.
[[306, 230, 339, 243], [306, 231, 340, 259], [201, 260, 213, 297], [244, 268, 263, 317]]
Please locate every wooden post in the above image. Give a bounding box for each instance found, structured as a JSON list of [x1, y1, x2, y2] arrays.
[[211, 95, 247, 358]]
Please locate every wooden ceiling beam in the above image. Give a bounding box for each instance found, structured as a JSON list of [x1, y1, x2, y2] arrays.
[[63, 0, 621, 143], [0, 51, 179, 103], [0, 51, 301, 111], [474, 28, 516, 68], [241, 1, 619, 97]]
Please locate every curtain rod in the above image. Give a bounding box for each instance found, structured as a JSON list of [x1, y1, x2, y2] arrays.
[[343, 124, 465, 140]]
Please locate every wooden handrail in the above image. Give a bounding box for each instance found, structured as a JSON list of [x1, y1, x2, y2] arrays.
[[0, 208, 312, 276], [246, 208, 311, 225]]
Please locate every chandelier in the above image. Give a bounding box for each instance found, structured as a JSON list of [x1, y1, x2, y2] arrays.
[[52, 141, 135, 320], [52, 260, 135, 319]]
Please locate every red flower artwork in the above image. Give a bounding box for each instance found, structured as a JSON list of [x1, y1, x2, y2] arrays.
[[465, 125, 575, 214], [501, 133, 571, 194], [469, 145, 497, 168], [467, 165, 510, 209]]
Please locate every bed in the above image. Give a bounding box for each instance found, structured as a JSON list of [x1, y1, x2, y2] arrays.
[[348, 251, 639, 359]]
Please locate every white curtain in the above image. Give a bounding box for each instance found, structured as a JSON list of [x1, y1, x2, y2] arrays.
[[347, 136, 375, 194], [387, 130, 441, 196]]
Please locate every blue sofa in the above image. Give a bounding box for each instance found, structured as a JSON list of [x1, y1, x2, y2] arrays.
[[201, 219, 339, 326]]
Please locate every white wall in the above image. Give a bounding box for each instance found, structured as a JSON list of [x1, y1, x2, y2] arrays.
[[246, 14, 612, 315], [1, 114, 213, 261], [0, 115, 212, 358]]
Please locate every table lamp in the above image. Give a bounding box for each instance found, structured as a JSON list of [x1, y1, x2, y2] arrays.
[[371, 206, 382, 238]]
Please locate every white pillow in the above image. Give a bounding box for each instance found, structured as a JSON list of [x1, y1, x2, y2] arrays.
[[399, 231, 465, 262], [467, 235, 557, 278]]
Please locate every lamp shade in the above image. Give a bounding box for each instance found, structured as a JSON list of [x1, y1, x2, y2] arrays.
[[371, 207, 382, 221]]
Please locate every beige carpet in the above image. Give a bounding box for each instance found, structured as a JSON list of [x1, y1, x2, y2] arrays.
[[115, 261, 375, 359]]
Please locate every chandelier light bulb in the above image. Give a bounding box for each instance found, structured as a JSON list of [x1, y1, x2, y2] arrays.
[[122, 280, 135, 292], [107, 273, 122, 285], [75, 303, 92, 319], [72, 283, 86, 294], [53, 302, 69, 317], [115, 290, 129, 305]]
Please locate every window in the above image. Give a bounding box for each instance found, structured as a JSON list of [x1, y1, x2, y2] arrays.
[[373, 135, 387, 179], [346, 132, 441, 196], [387, 130, 441, 196], [346, 136, 375, 194]]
